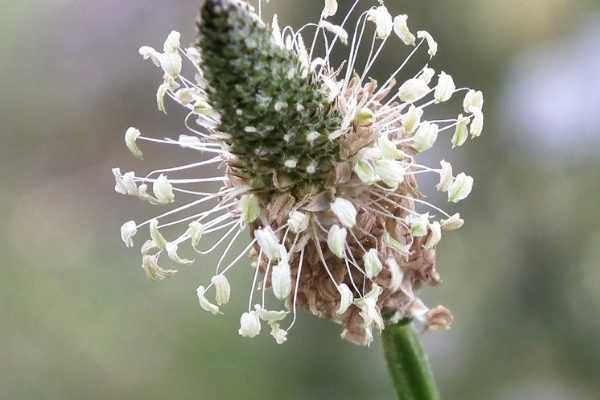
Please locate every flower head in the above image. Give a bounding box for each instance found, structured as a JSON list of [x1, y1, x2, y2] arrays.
[[114, 0, 485, 345]]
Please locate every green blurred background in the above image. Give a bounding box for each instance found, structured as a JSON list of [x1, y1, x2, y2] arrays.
[[2, 0, 600, 398]]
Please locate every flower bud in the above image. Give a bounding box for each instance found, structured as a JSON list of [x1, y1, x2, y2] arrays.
[[434, 72, 455, 103], [398, 78, 430, 103], [238, 310, 261, 338], [412, 122, 439, 152], [448, 173, 474, 203], [336, 283, 354, 315], [120, 220, 137, 248], [153, 174, 175, 204], [330, 197, 357, 228], [327, 225, 347, 259], [239, 194, 261, 224], [124, 127, 143, 160], [288, 211, 309, 234], [197, 285, 221, 315], [393, 15, 415, 46], [363, 249, 383, 279], [355, 108, 376, 126]]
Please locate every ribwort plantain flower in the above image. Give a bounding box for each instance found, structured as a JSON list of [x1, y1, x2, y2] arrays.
[[114, 0, 484, 346]]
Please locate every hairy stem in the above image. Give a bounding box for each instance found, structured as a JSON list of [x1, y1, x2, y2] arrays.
[[382, 319, 440, 400]]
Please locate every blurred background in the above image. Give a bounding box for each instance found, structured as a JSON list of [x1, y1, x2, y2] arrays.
[[2, 0, 599, 399]]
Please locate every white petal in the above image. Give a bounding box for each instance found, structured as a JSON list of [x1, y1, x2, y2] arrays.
[[271, 259, 292, 300], [153, 174, 175, 204], [441, 213, 465, 231], [401, 105, 423, 135], [367, 6, 393, 39], [412, 122, 439, 152], [330, 197, 357, 228], [398, 78, 430, 103], [463, 90, 484, 112], [142, 254, 177, 281], [163, 31, 181, 54], [269, 322, 288, 344], [417, 30, 438, 57], [211, 275, 231, 306], [336, 283, 354, 315], [448, 173, 474, 203], [393, 15, 416, 46], [238, 194, 261, 224], [120, 220, 137, 248], [451, 114, 470, 148], [197, 286, 221, 315], [434, 72, 455, 103], [436, 160, 453, 192], [363, 249, 383, 279], [327, 225, 347, 259], [238, 311, 261, 338], [322, 0, 338, 18], [319, 21, 348, 45], [124, 127, 143, 160], [424, 222, 442, 249], [288, 211, 309, 234]]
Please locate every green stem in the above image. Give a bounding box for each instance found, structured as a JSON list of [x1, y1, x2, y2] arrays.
[[382, 319, 440, 400]]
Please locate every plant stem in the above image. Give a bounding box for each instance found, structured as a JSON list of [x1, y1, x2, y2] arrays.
[[382, 319, 440, 400]]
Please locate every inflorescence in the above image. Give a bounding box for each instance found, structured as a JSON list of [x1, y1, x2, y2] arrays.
[[114, 0, 484, 346]]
